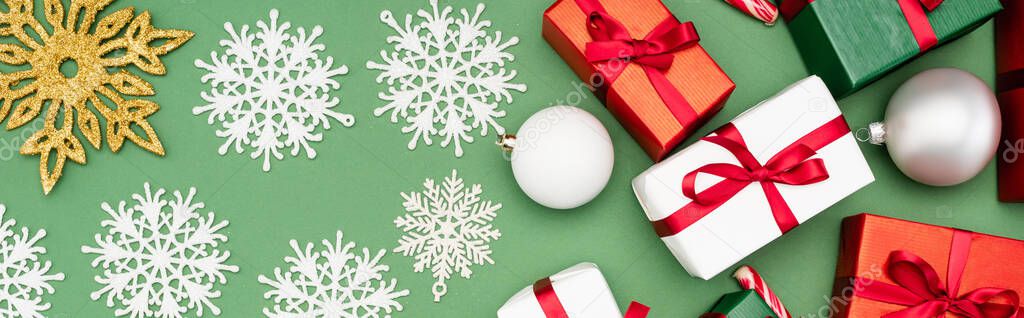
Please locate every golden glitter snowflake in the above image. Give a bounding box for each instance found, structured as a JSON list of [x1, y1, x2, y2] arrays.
[[0, 0, 193, 194]]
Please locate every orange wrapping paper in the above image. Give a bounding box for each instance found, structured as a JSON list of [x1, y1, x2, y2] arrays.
[[542, 0, 735, 161], [831, 214, 1024, 318]]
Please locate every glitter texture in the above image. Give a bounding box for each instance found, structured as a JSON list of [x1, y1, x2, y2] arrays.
[[0, 0, 193, 194]]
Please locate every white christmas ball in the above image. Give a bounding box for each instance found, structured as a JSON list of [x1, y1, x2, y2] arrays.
[[507, 106, 614, 209], [872, 68, 1001, 186]]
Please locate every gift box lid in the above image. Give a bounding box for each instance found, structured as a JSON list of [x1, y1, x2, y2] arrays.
[[707, 290, 779, 318], [632, 76, 874, 280], [784, 0, 1001, 97], [497, 262, 622, 318]]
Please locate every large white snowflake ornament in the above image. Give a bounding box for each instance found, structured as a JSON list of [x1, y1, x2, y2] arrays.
[[367, 0, 527, 157], [0, 204, 64, 318], [258, 231, 409, 317], [195, 9, 354, 172], [81, 184, 238, 318], [393, 169, 502, 302]]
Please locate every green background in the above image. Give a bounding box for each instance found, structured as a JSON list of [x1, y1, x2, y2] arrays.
[[0, 0, 1018, 317]]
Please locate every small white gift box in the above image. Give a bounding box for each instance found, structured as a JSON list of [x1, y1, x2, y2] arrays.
[[632, 76, 874, 280], [498, 263, 646, 318]]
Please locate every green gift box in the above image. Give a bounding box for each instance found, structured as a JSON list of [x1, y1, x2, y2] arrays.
[[780, 0, 1002, 97], [703, 290, 778, 318]]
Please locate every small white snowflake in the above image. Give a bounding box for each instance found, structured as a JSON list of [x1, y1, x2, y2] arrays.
[[258, 231, 409, 317], [366, 0, 527, 157], [0, 204, 64, 318], [81, 184, 238, 318], [393, 169, 502, 302], [195, 9, 354, 172]]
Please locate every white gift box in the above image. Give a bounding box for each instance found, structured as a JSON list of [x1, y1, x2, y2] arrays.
[[632, 76, 874, 280], [497, 263, 623, 318]]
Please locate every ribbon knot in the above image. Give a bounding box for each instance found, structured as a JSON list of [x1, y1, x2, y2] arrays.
[[750, 168, 773, 182], [853, 231, 1023, 318], [623, 39, 665, 68], [584, 11, 699, 71]]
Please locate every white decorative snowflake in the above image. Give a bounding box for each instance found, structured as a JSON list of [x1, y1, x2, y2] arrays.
[[0, 204, 64, 318], [81, 184, 238, 318], [258, 231, 409, 317], [195, 9, 354, 172], [393, 169, 502, 302], [366, 0, 527, 157]]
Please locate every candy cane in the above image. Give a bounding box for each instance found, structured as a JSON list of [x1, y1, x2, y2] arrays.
[[733, 266, 791, 318], [723, 0, 779, 25]]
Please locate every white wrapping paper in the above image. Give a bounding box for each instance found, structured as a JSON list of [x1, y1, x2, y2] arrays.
[[497, 262, 623, 318], [632, 76, 874, 280]]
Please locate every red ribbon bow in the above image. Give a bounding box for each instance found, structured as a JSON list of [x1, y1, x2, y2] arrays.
[[584, 11, 700, 71], [651, 116, 851, 237], [681, 136, 830, 210], [574, 0, 701, 136], [780, 0, 942, 51], [533, 277, 651, 318], [853, 230, 1023, 318]]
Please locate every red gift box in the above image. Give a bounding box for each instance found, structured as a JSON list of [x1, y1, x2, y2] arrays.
[[542, 0, 735, 161], [997, 0, 1024, 202], [832, 214, 1024, 318]]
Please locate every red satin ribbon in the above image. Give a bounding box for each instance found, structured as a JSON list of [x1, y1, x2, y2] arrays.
[[852, 230, 1023, 318], [780, 0, 941, 52], [650, 116, 851, 237], [575, 0, 700, 131], [533, 277, 651, 318], [625, 302, 651, 318], [534, 278, 569, 318]]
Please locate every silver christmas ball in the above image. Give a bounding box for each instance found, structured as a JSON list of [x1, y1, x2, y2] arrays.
[[868, 68, 1001, 187]]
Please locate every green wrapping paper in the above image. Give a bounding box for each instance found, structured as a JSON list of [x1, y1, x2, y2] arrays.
[[705, 290, 778, 318], [782, 0, 1001, 97]]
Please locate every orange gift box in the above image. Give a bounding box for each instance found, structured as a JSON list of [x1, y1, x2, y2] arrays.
[[542, 0, 735, 161], [831, 214, 1024, 318]]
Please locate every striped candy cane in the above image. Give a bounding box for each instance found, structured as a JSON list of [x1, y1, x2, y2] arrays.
[[723, 0, 779, 25], [733, 266, 792, 318]]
